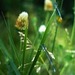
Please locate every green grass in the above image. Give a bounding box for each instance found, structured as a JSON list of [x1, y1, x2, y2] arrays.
[[0, 1, 75, 75]]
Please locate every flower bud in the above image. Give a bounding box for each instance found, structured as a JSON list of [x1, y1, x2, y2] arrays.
[[44, 0, 53, 11], [57, 17, 63, 23], [15, 12, 28, 30]]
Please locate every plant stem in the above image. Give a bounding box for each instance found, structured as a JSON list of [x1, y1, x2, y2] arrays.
[[45, 12, 50, 25], [27, 9, 56, 75], [71, 1, 75, 45], [52, 24, 58, 53], [51, 1, 62, 53], [19, 37, 23, 69], [60, 0, 64, 11], [1, 11, 19, 63], [20, 38, 23, 52], [22, 28, 27, 74]]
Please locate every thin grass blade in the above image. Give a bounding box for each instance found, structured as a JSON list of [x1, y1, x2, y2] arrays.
[[0, 39, 21, 75], [27, 9, 56, 75]]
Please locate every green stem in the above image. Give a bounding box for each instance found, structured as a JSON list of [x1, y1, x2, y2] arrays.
[[60, 0, 64, 11], [1, 11, 19, 62], [27, 9, 56, 75], [52, 24, 58, 53], [19, 37, 23, 69], [71, 2, 75, 45], [20, 38, 22, 52], [22, 28, 27, 74], [45, 12, 50, 25]]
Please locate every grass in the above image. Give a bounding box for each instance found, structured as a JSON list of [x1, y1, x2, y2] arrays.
[[0, 1, 75, 75]]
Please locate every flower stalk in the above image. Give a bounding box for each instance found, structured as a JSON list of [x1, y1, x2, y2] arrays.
[[15, 11, 28, 74], [22, 27, 28, 74], [71, 1, 75, 45], [27, 9, 56, 75]]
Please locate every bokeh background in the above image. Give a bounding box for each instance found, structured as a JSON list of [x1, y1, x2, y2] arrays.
[[0, 0, 75, 75]]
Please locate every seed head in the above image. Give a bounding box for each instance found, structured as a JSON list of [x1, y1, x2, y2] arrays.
[[15, 12, 28, 30], [44, 0, 53, 11]]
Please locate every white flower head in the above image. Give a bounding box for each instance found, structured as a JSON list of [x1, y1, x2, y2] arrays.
[[39, 25, 46, 33], [44, 0, 53, 11], [15, 11, 28, 30], [18, 12, 28, 21]]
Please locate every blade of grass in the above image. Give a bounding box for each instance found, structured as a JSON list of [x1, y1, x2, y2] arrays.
[[51, 2, 62, 53], [0, 39, 21, 75], [9, 36, 19, 63], [22, 28, 28, 74], [60, 0, 64, 11], [7, 17, 19, 63], [71, 1, 75, 45], [27, 9, 56, 75], [52, 24, 58, 52], [6, 61, 14, 75], [0, 39, 11, 59], [1, 11, 11, 37], [9, 59, 21, 75], [45, 12, 50, 25], [1, 11, 19, 63]]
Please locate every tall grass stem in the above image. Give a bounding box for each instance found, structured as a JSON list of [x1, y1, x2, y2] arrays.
[[27, 9, 56, 75], [22, 28, 28, 74], [71, 2, 75, 45], [52, 24, 58, 52]]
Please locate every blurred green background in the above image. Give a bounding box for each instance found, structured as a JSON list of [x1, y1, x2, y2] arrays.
[[0, 0, 75, 75]]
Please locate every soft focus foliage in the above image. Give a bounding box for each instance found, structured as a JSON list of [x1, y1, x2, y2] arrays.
[[0, 0, 75, 75]]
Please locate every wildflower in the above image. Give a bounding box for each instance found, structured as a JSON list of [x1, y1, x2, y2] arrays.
[[44, 0, 53, 11], [39, 25, 46, 33], [15, 12, 28, 30]]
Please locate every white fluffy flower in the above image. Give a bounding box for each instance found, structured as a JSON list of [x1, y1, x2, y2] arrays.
[[18, 12, 28, 21], [44, 0, 53, 11], [15, 11, 28, 30], [39, 25, 46, 33]]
